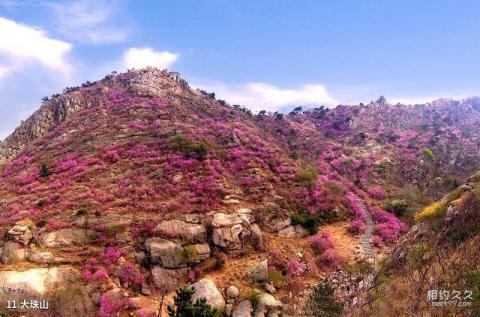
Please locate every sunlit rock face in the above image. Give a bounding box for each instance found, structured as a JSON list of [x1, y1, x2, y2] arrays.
[[0, 267, 95, 316]]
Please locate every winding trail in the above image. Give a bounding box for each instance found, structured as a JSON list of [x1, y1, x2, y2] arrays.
[[359, 200, 375, 260]]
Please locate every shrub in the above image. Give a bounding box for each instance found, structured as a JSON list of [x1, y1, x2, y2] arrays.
[[290, 211, 319, 235], [103, 149, 120, 163], [284, 277, 306, 294], [172, 135, 210, 161], [39, 162, 51, 177], [214, 258, 225, 270], [308, 231, 334, 254], [385, 199, 409, 217], [286, 259, 307, 278], [131, 221, 155, 238], [268, 270, 285, 288], [297, 168, 317, 188], [367, 187, 385, 200], [370, 206, 406, 243], [182, 246, 198, 267], [448, 227, 471, 245], [54, 155, 79, 174], [305, 281, 343, 317], [421, 147, 436, 163], [374, 223, 401, 243], [370, 235, 382, 247], [46, 219, 71, 230], [248, 290, 261, 312], [414, 201, 446, 222], [91, 268, 109, 282], [345, 259, 372, 276], [346, 191, 366, 221], [268, 250, 288, 273], [348, 219, 365, 235], [120, 262, 145, 286], [317, 249, 344, 270], [102, 247, 125, 267], [98, 293, 128, 317], [168, 287, 217, 317]]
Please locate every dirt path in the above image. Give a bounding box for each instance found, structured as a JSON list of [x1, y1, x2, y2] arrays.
[[359, 200, 374, 259]]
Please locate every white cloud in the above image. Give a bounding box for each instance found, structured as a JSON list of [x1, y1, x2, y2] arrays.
[[194, 81, 337, 112], [0, 17, 72, 76], [48, 0, 128, 44], [0, 65, 10, 78], [123, 48, 179, 70]]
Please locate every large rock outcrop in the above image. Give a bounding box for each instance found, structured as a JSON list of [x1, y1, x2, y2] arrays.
[[145, 238, 184, 268], [191, 278, 226, 312]]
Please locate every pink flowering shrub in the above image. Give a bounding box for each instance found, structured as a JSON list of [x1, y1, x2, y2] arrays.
[[317, 249, 344, 270], [54, 155, 79, 173], [346, 191, 366, 221], [98, 293, 129, 317], [286, 259, 307, 278], [367, 187, 385, 199], [268, 250, 288, 273], [91, 268, 109, 282], [131, 221, 156, 238], [83, 259, 103, 282], [2, 154, 34, 177], [46, 219, 71, 230], [102, 149, 120, 163], [102, 247, 125, 267], [370, 205, 406, 244], [13, 168, 39, 186], [370, 235, 382, 247], [348, 219, 366, 235], [308, 231, 334, 255], [374, 224, 400, 244], [120, 262, 145, 286]]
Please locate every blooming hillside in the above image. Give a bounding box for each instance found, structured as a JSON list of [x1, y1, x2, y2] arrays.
[[0, 68, 478, 316]]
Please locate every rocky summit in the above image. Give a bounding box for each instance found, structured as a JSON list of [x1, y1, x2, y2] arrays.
[[0, 67, 479, 316]]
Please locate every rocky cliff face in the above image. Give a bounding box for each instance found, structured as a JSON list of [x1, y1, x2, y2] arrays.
[[0, 68, 192, 166], [0, 95, 88, 164]]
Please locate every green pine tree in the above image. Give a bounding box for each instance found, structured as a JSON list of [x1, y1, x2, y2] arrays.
[[167, 287, 217, 317]]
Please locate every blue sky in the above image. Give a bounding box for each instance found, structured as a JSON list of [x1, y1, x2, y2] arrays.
[[1, 0, 480, 140]]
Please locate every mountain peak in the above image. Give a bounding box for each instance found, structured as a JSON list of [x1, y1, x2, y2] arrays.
[[0, 67, 196, 165], [122, 67, 192, 96]]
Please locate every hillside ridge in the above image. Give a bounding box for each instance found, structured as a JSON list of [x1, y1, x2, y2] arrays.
[[0, 67, 479, 316]]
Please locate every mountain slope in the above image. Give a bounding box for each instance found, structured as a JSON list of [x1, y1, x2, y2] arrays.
[[354, 173, 480, 316], [0, 68, 479, 316]]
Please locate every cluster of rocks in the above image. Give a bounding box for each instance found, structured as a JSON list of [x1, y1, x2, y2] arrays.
[[0, 202, 286, 316], [444, 176, 477, 224], [188, 278, 283, 317], [0, 219, 91, 265], [211, 208, 263, 254], [327, 271, 374, 310], [142, 207, 266, 291], [132, 204, 289, 316], [127, 67, 191, 97], [264, 215, 308, 239]]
